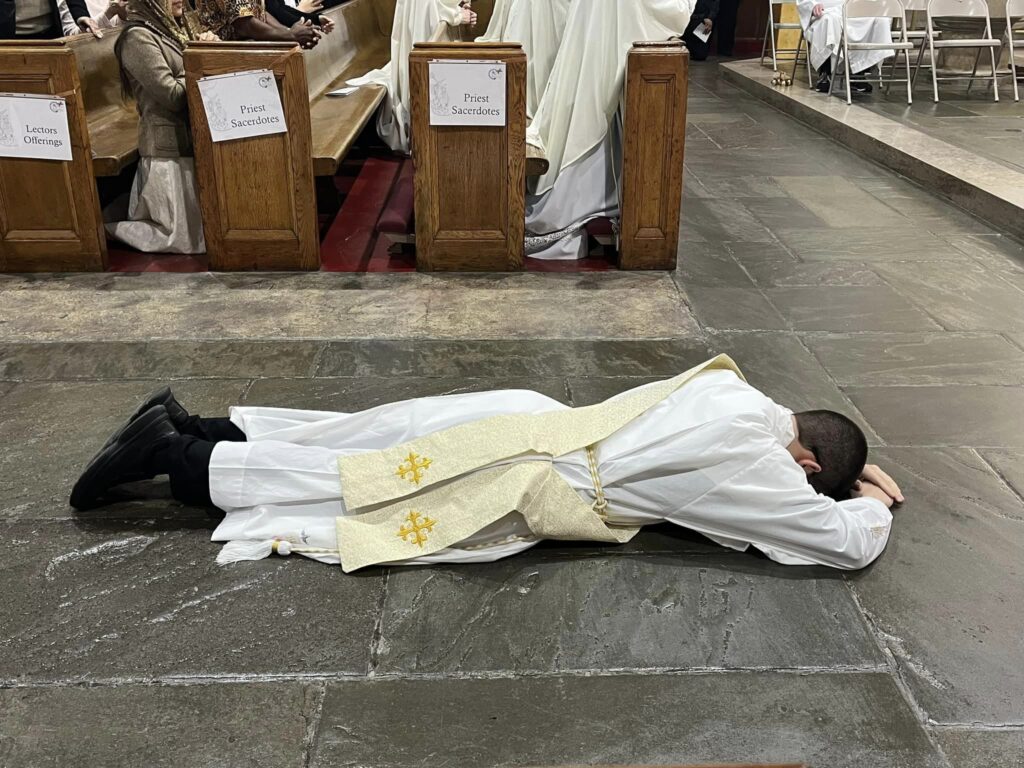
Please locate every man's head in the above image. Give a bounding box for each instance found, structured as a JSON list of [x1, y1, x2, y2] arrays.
[[789, 410, 868, 500]]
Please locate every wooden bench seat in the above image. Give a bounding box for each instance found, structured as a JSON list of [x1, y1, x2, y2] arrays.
[[67, 29, 139, 177], [305, 0, 390, 176]]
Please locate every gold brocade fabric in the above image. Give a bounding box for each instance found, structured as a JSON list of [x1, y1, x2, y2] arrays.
[[335, 354, 745, 572], [197, 0, 265, 40]]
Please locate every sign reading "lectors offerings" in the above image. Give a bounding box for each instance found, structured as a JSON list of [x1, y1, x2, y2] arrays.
[[197, 69, 288, 143], [0, 93, 73, 161]]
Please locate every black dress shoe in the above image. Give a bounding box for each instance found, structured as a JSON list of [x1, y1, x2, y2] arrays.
[[102, 386, 189, 449], [71, 405, 179, 510], [815, 73, 832, 93], [851, 80, 873, 94]]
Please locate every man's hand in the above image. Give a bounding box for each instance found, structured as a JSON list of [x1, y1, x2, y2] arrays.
[[297, 0, 323, 12], [703, 18, 713, 32], [459, 7, 478, 25], [318, 16, 335, 34], [198, 30, 220, 41], [291, 19, 320, 49], [860, 464, 904, 503], [812, 2, 825, 17], [77, 16, 103, 38], [851, 479, 895, 509]]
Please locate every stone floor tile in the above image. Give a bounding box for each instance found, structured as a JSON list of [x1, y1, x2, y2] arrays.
[[0, 380, 250, 520], [766, 286, 942, 332], [976, 450, 1024, 501], [845, 386, 1024, 447], [374, 554, 881, 675], [739, 196, 831, 230], [312, 673, 944, 768], [244, 376, 569, 412], [316, 339, 713, 378], [873, 260, 1024, 332], [0, 519, 381, 682], [566, 376, 663, 406], [772, 176, 909, 228], [845, 448, 1024, 724], [683, 172, 791, 199], [685, 286, 789, 331], [681, 198, 775, 242], [805, 333, 1024, 385], [675, 240, 757, 288], [704, 332, 878, 432], [774, 228, 966, 261], [741, 259, 885, 289], [0, 340, 323, 381], [935, 728, 1024, 768], [0, 683, 315, 768]]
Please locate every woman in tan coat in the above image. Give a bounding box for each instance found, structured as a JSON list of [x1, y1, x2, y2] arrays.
[[107, 0, 205, 254]]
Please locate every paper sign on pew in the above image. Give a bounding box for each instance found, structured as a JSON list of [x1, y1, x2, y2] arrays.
[[0, 93, 73, 162], [428, 60, 506, 127], [198, 69, 288, 143]]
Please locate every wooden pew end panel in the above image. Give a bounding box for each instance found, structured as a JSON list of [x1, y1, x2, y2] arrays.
[[619, 41, 688, 271]]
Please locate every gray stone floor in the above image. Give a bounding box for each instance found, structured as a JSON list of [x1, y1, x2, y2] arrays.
[[1, 64, 1023, 767]]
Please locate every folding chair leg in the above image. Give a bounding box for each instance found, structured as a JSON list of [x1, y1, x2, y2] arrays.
[[967, 47, 983, 93], [912, 38, 927, 91], [929, 36, 939, 101], [761, 24, 768, 66], [905, 46, 913, 104], [804, 32, 814, 85], [1011, 35, 1020, 101], [792, 30, 804, 85], [771, 21, 779, 69], [843, 45, 853, 104], [989, 43, 1000, 101]]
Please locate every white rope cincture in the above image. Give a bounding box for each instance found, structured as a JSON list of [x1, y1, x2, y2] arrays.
[[585, 444, 608, 519], [216, 539, 339, 565]]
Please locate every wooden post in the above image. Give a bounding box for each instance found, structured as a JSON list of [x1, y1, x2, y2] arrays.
[[184, 41, 319, 271], [409, 42, 526, 272], [0, 41, 106, 273], [619, 41, 688, 271]]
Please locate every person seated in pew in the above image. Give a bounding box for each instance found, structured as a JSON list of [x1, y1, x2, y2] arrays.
[[265, 0, 333, 35], [58, 0, 126, 36], [197, 0, 322, 48], [106, 0, 206, 254], [1, 0, 105, 38], [796, 0, 894, 93], [681, 0, 717, 61], [476, 0, 571, 119], [524, 0, 692, 260], [348, 0, 477, 152]]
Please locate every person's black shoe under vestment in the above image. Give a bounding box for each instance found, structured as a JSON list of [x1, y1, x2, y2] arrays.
[[71, 405, 180, 510], [815, 72, 832, 93], [102, 386, 189, 449], [851, 79, 873, 94]]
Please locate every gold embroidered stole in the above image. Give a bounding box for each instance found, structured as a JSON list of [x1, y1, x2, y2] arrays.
[[335, 354, 744, 572]]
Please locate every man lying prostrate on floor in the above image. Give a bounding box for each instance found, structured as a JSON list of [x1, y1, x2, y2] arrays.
[[70, 355, 902, 573], [796, 0, 894, 93]]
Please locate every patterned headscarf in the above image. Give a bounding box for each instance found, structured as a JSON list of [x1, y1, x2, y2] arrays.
[[121, 0, 199, 52]]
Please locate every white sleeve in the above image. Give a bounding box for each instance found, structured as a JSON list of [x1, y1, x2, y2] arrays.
[[58, 0, 79, 35], [676, 442, 893, 570]]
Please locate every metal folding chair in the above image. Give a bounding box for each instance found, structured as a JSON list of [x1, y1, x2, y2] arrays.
[[829, 0, 916, 102], [762, 0, 809, 71], [924, 0, 1001, 101], [998, 0, 1022, 100]]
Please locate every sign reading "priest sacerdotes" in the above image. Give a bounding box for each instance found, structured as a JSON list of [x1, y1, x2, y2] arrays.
[[197, 69, 288, 143], [428, 60, 506, 127]]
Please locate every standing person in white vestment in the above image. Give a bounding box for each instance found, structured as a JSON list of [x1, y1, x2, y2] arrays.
[[475, 0, 571, 119], [796, 0, 895, 93], [70, 364, 903, 572], [347, 0, 478, 152], [524, 0, 691, 260]]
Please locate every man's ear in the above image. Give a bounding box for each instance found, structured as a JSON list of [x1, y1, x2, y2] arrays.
[[798, 458, 822, 476]]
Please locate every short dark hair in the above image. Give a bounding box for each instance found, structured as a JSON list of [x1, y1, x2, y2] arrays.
[[794, 410, 868, 501]]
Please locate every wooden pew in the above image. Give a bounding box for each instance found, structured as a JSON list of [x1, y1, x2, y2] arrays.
[[185, 0, 391, 269], [619, 40, 689, 270], [0, 40, 106, 272], [409, 42, 527, 271], [66, 29, 139, 178]]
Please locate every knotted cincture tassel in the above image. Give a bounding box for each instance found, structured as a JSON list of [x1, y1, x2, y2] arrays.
[[216, 538, 292, 565]]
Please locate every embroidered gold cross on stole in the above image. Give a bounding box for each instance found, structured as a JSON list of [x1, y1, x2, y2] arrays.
[[334, 355, 745, 571]]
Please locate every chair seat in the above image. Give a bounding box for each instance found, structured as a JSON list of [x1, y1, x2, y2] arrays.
[[775, 22, 803, 28], [931, 38, 1000, 47], [849, 41, 915, 49]]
